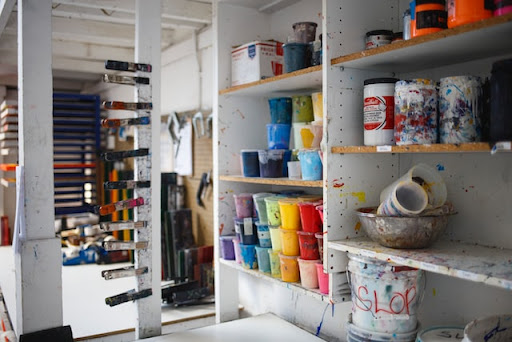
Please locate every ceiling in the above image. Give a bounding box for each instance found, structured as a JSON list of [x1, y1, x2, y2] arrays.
[[0, 0, 213, 91]]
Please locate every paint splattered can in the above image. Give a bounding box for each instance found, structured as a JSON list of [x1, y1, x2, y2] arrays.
[[363, 78, 398, 146], [394, 79, 438, 145], [439, 76, 483, 144], [365, 30, 393, 50]]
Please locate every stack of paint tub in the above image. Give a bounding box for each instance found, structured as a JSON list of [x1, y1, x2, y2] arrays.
[[232, 193, 260, 270]]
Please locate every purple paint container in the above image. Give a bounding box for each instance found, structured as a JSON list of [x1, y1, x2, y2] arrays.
[[219, 235, 236, 260]]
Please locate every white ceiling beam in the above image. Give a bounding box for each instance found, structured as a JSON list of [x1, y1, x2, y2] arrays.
[[0, 0, 15, 37], [52, 0, 211, 24]]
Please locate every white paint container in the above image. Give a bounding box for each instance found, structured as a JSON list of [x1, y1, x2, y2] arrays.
[[347, 253, 425, 334], [377, 180, 428, 216], [462, 315, 512, 342], [292, 122, 307, 149], [380, 163, 447, 209], [363, 78, 398, 146], [416, 326, 465, 342], [346, 318, 419, 341], [287, 161, 302, 180]]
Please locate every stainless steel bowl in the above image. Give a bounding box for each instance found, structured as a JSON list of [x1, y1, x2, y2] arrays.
[[355, 206, 456, 249]]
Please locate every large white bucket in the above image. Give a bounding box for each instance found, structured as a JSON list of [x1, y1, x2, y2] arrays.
[[348, 253, 425, 334], [462, 315, 512, 342]]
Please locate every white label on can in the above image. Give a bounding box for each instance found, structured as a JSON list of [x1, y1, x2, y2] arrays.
[[243, 218, 253, 236], [364, 96, 394, 131], [377, 145, 392, 152]]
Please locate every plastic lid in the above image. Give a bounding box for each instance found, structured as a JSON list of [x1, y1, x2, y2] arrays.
[[364, 77, 399, 85], [292, 21, 318, 28], [365, 30, 393, 37], [416, 0, 445, 5], [278, 252, 298, 259]]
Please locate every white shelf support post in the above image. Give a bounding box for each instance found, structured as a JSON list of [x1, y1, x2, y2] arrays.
[[134, 0, 162, 339], [15, 0, 63, 336]]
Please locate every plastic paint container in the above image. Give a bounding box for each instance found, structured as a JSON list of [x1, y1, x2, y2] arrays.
[[410, 0, 417, 39], [292, 95, 314, 122], [233, 193, 253, 219], [363, 78, 398, 146], [234, 218, 259, 245], [282, 150, 292, 177], [416, 326, 464, 341], [347, 320, 419, 342], [267, 123, 291, 150], [365, 30, 393, 49], [297, 258, 320, 289], [240, 150, 260, 177], [462, 314, 512, 342], [292, 122, 307, 149], [287, 161, 302, 180], [269, 225, 282, 251], [292, 22, 317, 43], [448, 0, 492, 28], [258, 149, 284, 178], [311, 92, 323, 121], [240, 243, 258, 270], [279, 253, 300, 282], [268, 97, 292, 124], [316, 205, 324, 223], [256, 222, 272, 248], [297, 195, 323, 202], [380, 163, 447, 209], [280, 228, 300, 256], [394, 79, 438, 145], [413, 0, 447, 38], [348, 253, 425, 334], [283, 43, 310, 73], [297, 230, 320, 260], [264, 196, 282, 226], [300, 124, 322, 148], [219, 235, 236, 260], [439, 76, 483, 143], [377, 180, 429, 216], [268, 249, 282, 278], [315, 232, 324, 262], [278, 198, 301, 230], [298, 149, 322, 181], [494, 0, 512, 16], [490, 58, 512, 143], [255, 246, 272, 273], [315, 262, 329, 294], [252, 193, 273, 224], [297, 201, 322, 233], [232, 237, 242, 264], [404, 9, 411, 40]]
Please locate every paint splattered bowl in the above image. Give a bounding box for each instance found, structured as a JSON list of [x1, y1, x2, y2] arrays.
[[355, 204, 456, 249]]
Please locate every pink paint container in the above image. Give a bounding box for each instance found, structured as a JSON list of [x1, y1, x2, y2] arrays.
[[232, 237, 242, 264], [494, 0, 512, 16], [315, 262, 329, 294], [233, 193, 254, 219], [316, 205, 324, 223], [315, 232, 324, 262], [297, 258, 320, 289]]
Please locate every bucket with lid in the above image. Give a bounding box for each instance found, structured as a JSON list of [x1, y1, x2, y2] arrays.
[[348, 253, 425, 334], [233, 193, 254, 219], [219, 235, 236, 260], [258, 149, 284, 178], [299, 149, 323, 181], [292, 95, 314, 122], [280, 228, 300, 256], [278, 198, 301, 230], [297, 258, 320, 289], [462, 315, 512, 342], [316, 262, 329, 294], [269, 225, 282, 252], [256, 222, 272, 248], [240, 150, 260, 177], [255, 246, 271, 273], [416, 326, 464, 341], [346, 316, 419, 342], [363, 78, 398, 146], [298, 201, 323, 232], [239, 243, 258, 270], [297, 230, 320, 260], [292, 22, 317, 43], [267, 124, 291, 150], [268, 248, 281, 278], [233, 218, 258, 245], [252, 193, 273, 224], [264, 196, 282, 226], [268, 97, 292, 124], [279, 253, 300, 282]]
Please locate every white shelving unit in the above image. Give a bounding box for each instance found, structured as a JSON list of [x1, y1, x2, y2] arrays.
[[213, 0, 512, 337]]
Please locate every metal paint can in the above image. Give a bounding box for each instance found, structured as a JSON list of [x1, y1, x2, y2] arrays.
[[363, 78, 398, 146], [365, 30, 393, 50], [439, 76, 483, 143], [394, 79, 438, 145]]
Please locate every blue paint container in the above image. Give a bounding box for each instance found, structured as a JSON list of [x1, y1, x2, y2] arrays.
[[268, 97, 292, 124], [240, 149, 260, 177], [298, 149, 322, 181], [490, 58, 512, 143], [255, 222, 272, 248], [240, 243, 258, 270], [267, 124, 291, 149], [258, 149, 284, 178], [234, 217, 259, 245], [282, 150, 292, 177], [283, 43, 310, 73], [255, 246, 272, 273]]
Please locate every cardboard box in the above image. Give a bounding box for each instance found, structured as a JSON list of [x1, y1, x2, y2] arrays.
[[231, 40, 283, 86]]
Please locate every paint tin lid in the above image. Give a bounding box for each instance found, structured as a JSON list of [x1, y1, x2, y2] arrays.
[[364, 77, 399, 85], [416, 326, 464, 342], [365, 29, 394, 37], [416, 0, 445, 5]]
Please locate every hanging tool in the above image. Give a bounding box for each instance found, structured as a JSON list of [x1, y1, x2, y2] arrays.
[[168, 112, 182, 158], [196, 170, 211, 207], [104, 60, 152, 73], [105, 288, 152, 307], [192, 111, 205, 138], [206, 113, 213, 138]]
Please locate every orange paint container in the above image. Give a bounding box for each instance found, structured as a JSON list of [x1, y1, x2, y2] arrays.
[[447, 0, 492, 28], [413, 0, 447, 38]]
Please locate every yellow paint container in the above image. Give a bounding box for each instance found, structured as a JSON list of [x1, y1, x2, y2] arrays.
[[278, 198, 301, 230], [269, 225, 282, 252], [268, 249, 281, 278], [279, 228, 300, 256], [279, 253, 299, 282], [311, 92, 323, 121]]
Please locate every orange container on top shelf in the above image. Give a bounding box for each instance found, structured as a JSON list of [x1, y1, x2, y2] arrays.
[[412, 0, 448, 38], [448, 0, 493, 28]]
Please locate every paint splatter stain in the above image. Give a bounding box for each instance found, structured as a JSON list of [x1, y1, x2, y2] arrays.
[[385, 285, 392, 293], [235, 109, 245, 119], [436, 164, 445, 171], [339, 191, 366, 203], [354, 222, 361, 231], [219, 223, 224, 235], [333, 180, 345, 188], [432, 288, 436, 296]]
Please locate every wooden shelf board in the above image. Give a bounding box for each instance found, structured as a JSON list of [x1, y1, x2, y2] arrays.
[[331, 142, 493, 154], [0, 148, 16, 156], [219, 258, 351, 303], [331, 13, 512, 72], [1, 177, 15, 188], [219, 175, 322, 187], [328, 237, 512, 290], [219, 65, 322, 96]]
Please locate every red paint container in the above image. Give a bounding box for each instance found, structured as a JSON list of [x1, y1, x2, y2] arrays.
[[297, 201, 322, 233], [297, 230, 319, 260], [448, 0, 492, 28], [315, 232, 324, 262], [1, 216, 10, 245]]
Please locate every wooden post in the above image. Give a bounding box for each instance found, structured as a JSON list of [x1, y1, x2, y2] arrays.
[[15, 0, 63, 335], [134, 0, 162, 338]]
